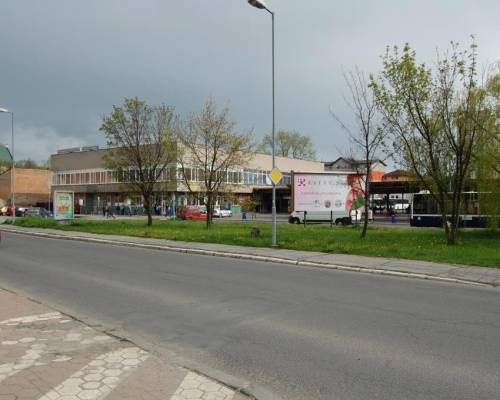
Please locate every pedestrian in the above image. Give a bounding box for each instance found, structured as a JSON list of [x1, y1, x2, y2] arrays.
[[102, 205, 106, 217]]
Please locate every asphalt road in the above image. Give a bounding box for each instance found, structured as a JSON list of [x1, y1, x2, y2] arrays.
[[1, 233, 499, 400]]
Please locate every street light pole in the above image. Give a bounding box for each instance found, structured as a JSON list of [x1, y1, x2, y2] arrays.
[[248, 0, 277, 246], [0, 108, 15, 223]]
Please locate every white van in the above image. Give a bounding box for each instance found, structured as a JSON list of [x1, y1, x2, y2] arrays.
[[288, 210, 351, 225], [288, 208, 372, 225]]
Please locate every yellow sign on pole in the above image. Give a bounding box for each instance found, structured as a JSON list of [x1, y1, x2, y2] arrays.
[[269, 167, 283, 185]]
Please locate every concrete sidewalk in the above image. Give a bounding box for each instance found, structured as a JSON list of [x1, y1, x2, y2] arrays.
[[0, 288, 251, 400], [1, 225, 499, 287]]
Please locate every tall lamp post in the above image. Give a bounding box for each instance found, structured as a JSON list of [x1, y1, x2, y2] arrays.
[[0, 107, 15, 223], [248, 0, 277, 246]]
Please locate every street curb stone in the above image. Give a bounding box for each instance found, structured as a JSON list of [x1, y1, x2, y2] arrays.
[[1, 225, 498, 288]]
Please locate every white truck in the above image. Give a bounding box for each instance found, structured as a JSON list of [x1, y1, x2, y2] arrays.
[[288, 171, 361, 225]]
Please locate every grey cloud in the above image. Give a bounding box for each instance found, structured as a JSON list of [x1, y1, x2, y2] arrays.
[[1, 0, 499, 163]]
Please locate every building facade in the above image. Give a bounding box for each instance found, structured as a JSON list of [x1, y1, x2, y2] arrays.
[[50, 146, 325, 214], [0, 168, 52, 207]]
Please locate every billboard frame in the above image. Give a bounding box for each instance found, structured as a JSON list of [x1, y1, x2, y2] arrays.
[[291, 170, 357, 213], [53, 190, 75, 221]]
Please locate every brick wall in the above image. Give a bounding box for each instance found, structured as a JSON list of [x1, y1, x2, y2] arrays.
[[0, 168, 52, 206]]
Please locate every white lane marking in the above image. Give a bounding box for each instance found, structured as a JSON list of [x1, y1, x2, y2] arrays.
[[0, 312, 62, 325], [37, 347, 148, 400], [170, 371, 235, 400]]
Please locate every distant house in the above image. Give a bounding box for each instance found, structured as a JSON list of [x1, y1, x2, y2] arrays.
[[324, 157, 387, 182], [382, 169, 414, 182]]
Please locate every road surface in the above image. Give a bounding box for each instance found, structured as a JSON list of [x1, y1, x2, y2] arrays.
[[1, 232, 499, 400]]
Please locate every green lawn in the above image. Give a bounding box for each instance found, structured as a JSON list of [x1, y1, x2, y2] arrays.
[[8, 217, 500, 267]]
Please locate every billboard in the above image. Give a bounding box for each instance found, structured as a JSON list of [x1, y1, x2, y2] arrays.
[[293, 173, 364, 213], [54, 191, 74, 221]]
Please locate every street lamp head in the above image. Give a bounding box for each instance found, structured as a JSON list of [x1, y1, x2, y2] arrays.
[[248, 0, 267, 10], [0, 107, 9, 113]]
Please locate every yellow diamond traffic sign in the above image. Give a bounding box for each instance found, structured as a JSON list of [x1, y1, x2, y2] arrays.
[[269, 167, 283, 185]]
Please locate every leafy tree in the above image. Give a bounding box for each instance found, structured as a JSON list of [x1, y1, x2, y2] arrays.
[[0, 160, 10, 174], [331, 68, 385, 238], [475, 68, 500, 227], [0, 144, 11, 175], [258, 130, 316, 160], [100, 97, 177, 226], [370, 40, 494, 244], [14, 159, 49, 169], [241, 197, 260, 219], [178, 99, 253, 227]]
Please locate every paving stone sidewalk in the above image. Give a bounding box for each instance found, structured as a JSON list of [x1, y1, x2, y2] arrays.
[[1, 225, 499, 286], [0, 289, 250, 400]]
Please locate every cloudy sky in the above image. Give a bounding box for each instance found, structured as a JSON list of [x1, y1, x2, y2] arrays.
[[0, 0, 499, 163]]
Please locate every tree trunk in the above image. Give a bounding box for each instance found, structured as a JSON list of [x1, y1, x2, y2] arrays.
[[206, 193, 212, 229], [144, 195, 153, 226], [361, 195, 369, 238], [447, 220, 458, 245], [442, 211, 449, 239], [361, 173, 370, 239], [447, 200, 460, 245]]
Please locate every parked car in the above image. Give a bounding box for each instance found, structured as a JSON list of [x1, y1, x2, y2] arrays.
[[370, 200, 386, 214], [213, 206, 222, 218], [213, 206, 232, 218], [2, 207, 27, 217], [25, 207, 53, 218], [176, 205, 207, 220], [391, 199, 410, 213]]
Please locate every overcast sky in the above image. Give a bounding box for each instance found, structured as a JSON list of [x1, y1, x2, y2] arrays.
[[0, 0, 499, 163]]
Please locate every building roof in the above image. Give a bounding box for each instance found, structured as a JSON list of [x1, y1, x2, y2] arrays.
[[50, 144, 326, 174], [382, 169, 413, 179], [324, 157, 387, 168]]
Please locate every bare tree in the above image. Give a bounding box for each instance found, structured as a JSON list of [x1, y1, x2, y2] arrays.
[[100, 97, 177, 226], [331, 67, 385, 238], [258, 130, 316, 160], [370, 41, 492, 244], [178, 99, 253, 228]]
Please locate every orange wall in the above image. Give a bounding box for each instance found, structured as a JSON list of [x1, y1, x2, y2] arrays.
[[14, 169, 52, 194], [369, 170, 385, 182], [0, 168, 52, 206]]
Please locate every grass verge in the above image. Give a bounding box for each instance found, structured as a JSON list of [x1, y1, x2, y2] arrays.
[[6, 217, 500, 267]]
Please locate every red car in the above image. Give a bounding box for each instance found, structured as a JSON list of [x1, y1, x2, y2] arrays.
[[1, 207, 26, 217], [176, 205, 207, 220]]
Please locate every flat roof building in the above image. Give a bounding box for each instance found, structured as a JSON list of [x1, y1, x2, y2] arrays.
[[50, 145, 325, 214]]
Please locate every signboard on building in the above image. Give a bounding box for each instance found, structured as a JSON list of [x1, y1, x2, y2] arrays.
[[54, 191, 74, 221], [293, 172, 361, 213]]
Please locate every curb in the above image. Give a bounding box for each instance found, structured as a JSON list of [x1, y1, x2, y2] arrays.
[[1, 227, 492, 288]]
